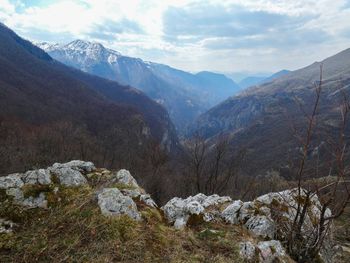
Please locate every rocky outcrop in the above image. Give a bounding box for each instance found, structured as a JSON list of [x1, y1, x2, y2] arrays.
[[239, 240, 288, 263], [0, 161, 338, 262], [0, 174, 24, 189], [97, 188, 141, 220], [161, 193, 231, 229], [222, 188, 335, 262], [0, 160, 156, 220], [113, 169, 140, 189], [21, 169, 51, 185], [221, 188, 331, 238], [50, 167, 88, 187], [0, 161, 95, 208]]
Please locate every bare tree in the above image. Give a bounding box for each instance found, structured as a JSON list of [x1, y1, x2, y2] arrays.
[[284, 65, 350, 262]]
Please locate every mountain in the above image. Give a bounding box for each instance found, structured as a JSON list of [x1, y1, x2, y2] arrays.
[[36, 40, 241, 133], [238, 76, 267, 89], [191, 49, 350, 177], [0, 23, 178, 175], [238, 70, 290, 89], [261, 70, 290, 83]]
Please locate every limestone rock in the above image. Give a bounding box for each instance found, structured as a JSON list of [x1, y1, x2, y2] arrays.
[[0, 173, 24, 189], [174, 216, 189, 229], [22, 169, 51, 185], [162, 197, 187, 225], [50, 167, 87, 187], [257, 240, 287, 263], [185, 201, 204, 215], [114, 169, 140, 188], [6, 188, 47, 208], [139, 194, 157, 208], [245, 215, 275, 239], [97, 188, 141, 220], [222, 200, 243, 224], [239, 240, 287, 263], [50, 160, 96, 173], [162, 193, 231, 228], [121, 190, 157, 208], [239, 241, 256, 260]]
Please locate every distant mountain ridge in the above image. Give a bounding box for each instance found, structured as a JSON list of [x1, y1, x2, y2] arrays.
[[0, 23, 178, 174], [238, 70, 291, 89], [36, 40, 241, 133], [192, 48, 350, 177]]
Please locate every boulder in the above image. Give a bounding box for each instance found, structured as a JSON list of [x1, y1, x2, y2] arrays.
[[97, 188, 141, 220], [50, 167, 87, 187], [0, 173, 24, 189], [22, 169, 51, 185], [257, 240, 287, 263], [50, 160, 95, 173], [245, 215, 275, 239], [139, 194, 157, 208], [113, 169, 140, 188], [239, 241, 256, 260], [6, 188, 47, 208], [222, 200, 243, 224], [224, 188, 336, 262], [239, 240, 287, 263], [162, 193, 231, 229]]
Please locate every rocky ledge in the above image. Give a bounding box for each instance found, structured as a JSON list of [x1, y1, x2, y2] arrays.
[[0, 161, 340, 262]]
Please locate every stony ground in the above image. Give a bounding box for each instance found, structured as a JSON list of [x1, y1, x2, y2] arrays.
[[0, 160, 347, 263]]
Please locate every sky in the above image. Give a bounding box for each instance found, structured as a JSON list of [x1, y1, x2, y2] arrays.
[[1, 0, 350, 76]]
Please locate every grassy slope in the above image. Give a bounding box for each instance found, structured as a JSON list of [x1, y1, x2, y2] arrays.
[[0, 173, 252, 263]]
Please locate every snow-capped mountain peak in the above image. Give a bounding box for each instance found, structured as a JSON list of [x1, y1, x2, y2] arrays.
[[36, 39, 122, 65], [35, 41, 61, 52]]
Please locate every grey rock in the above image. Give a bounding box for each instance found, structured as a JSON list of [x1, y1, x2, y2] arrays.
[[139, 194, 157, 208], [121, 189, 157, 208], [201, 194, 232, 208], [174, 216, 189, 229], [51, 160, 95, 173], [162, 193, 231, 228], [185, 201, 204, 215], [22, 169, 51, 185], [239, 240, 287, 263], [97, 188, 141, 220], [162, 197, 187, 224], [245, 215, 275, 239], [222, 200, 243, 224], [0, 174, 24, 189], [6, 188, 47, 208], [257, 240, 286, 263], [114, 169, 139, 188], [51, 167, 87, 187], [6, 187, 24, 200], [20, 193, 48, 208], [239, 241, 256, 260]]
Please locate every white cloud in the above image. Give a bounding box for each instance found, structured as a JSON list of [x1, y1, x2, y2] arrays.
[[1, 0, 350, 73]]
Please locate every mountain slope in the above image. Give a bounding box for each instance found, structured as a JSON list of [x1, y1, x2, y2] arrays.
[[36, 41, 241, 133], [0, 23, 178, 175], [192, 49, 350, 177], [238, 70, 290, 89]]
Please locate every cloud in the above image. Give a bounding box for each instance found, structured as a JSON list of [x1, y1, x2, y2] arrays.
[[87, 18, 144, 41], [0, 0, 349, 73], [163, 4, 307, 39]]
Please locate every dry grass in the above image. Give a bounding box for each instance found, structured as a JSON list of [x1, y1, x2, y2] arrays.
[[0, 186, 248, 263]]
